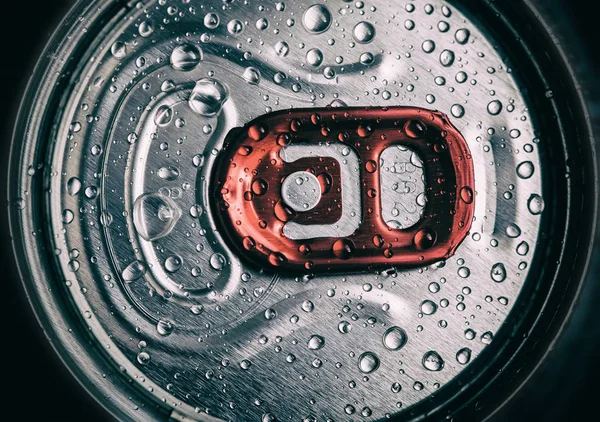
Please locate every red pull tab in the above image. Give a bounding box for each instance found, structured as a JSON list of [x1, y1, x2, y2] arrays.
[[212, 106, 475, 273]]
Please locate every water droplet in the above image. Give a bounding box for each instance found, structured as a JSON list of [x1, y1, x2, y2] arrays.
[[264, 308, 277, 320], [456, 348, 471, 364], [306, 48, 324, 66], [358, 352, 380, 373], [420, 300, 437, 315], [302, 4, 332, 34], [491, 263, 507, 282], [516, 161, 535, 179], [275, 41, 290, 57], [133, 193, 181, 241], [422, 40, 436, 53], [190, 304, 204, 315], [210, 253, 226, 271], [157, 166, 180, 181], [307, 334, 325, 350], [506, 223, 521, 238], [243, 67, 261, 85], [440, 49, 455, 67], [111, 41, 127, 59], [301, 300, 315, 312], [481, 331, 494, 344], [256, 18, 269, 31], [122, 260, 147, 282], [451, 104, 465, 118], [353, 21, 376, 44], [62, 209, 74, 224], [139, 21, 154, 37], [383, 327, 408, 350], [171, 44, 203, 71], [156, 319, 174, 336], [137, 351, 151, 365], [227, 19, 244, 35], [154, 105, 173, 127], [189, 78, 229, 116], [422, 351, 444, 371], [67, 177, 81, 196], [332, 239, 355, 259], [338, 321, 352, 334], [516, 241, 529, 256], [455, 28, 470, 44], [487, 100, 503, 115], [458, 266, 471, 278], [414, 229, 437, 250], [360, 52, 374, 65], [322, 67, 336, 79], [204, 12, 220, 29], [527, 194, 545, 215], [164, 255, 183, 273]]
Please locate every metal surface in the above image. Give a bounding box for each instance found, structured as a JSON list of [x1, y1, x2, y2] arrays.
[[281, 142, 362, 240], [281, 171, 322, 213], [8, 0, 576, 421]]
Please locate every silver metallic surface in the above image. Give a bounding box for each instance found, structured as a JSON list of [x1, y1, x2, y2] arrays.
[[10, 0, 547, 420], [380, 146, 426, 230], [281, 143, 362, 240], [281, 171, 323, 213]]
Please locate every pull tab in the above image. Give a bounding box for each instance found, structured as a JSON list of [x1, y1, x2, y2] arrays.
[[212, 106, 475, 273]]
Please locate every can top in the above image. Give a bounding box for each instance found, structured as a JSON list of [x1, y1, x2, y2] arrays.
[[9, 0, 547, 420]]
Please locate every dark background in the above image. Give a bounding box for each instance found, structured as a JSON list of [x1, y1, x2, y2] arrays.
[[1, 0, 598, 421]]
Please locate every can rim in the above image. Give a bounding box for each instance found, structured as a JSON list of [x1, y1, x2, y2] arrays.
[[7, 0, 172, 420]]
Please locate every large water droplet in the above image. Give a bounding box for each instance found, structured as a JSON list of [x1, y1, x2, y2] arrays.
[[275, 41, 290, 57], [243, 67, 261, 85], [382, 326, 408, 350], [67, 177, 81, 196], [302, 4, 332, 34], [456, 347, 472, 365], [506, 223, 522, 238], [204, 12, 220, 29], [422, 351, 444, 371], [450, 104, 465, 118], [154, 105, 173, 127], [422, 39, 436, 53], [189, 78, 229, 116], [307, 334, 325, 350], [171, 44, 203, 71], [487, 100, 503, 115], [353, 21, 376, 44], [516, 241, 529, 256], [111, 41, 127, 59], [164, 255, 183, 273], [527, 194, 545, 215], [338, 320, 352, 334], [156, 319, 174, 336], [516, 161, 535, 179], [209, 253, 227, 271], [133, 193, 181, 241], [306, 48, 324, 66], [301, 300, 315, 312], [420, 300, 438, 315], [491, 263, 507, 282], [139, 21, 154, 38], [455, 28, 470, 44], [122, 260, 147, 282], [158, 166, 180, 181], [440, 49, 455, 67], [227, 19, 244, 34], [358, 351, 380, 373]]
